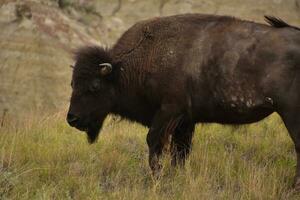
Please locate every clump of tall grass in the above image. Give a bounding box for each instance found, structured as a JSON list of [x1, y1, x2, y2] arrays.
[[0, 112, 299, 199]]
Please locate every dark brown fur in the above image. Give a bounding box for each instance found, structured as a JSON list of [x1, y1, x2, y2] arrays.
[[67, 14, 300, 187]]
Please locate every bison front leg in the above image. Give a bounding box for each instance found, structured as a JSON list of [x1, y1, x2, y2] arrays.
[[171, 118, 195, 167], [146, 104, 183, 174]]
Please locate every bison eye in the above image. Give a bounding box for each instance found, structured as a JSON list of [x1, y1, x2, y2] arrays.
[[90, 79, 101, 92]]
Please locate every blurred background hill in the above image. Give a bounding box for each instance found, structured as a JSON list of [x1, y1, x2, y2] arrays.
[[1, 0, 300, 119]]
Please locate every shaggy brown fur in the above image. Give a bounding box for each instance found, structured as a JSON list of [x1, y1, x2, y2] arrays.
[[67, 14, 300, 188]]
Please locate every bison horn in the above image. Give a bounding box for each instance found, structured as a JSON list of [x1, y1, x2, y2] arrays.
[[99, 63, 112, 75]]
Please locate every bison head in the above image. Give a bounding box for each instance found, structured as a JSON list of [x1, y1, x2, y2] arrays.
[[67, 46, 118, 143]]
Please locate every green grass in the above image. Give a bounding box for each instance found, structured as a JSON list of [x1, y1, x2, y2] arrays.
[[0, 112, 300, 199]]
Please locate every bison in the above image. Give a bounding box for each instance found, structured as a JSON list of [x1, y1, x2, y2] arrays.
[[67, 14, 300, 187]]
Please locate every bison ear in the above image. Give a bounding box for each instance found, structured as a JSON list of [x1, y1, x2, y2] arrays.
[[99, 63, 112, 76]]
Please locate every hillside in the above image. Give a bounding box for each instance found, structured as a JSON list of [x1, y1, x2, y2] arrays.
[[0, 0, 300, 119]]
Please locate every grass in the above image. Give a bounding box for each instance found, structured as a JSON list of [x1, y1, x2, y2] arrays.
[[0, 112, 300, 199]]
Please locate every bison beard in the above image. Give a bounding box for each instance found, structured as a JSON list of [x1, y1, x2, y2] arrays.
[[86, 118, 104, 144]]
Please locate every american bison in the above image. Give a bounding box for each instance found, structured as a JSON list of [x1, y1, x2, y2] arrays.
[[67, 14, 300, 187]]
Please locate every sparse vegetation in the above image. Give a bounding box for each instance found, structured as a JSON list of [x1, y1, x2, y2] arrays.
[[1, 112, 300, 199]]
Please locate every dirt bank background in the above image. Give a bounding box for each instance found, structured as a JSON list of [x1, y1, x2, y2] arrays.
[[1, 0, 300, 119]]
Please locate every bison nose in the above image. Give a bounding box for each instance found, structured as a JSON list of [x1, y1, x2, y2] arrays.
[[67, 113, 79, 127]]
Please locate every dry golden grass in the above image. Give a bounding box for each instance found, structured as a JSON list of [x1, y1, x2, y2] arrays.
[[1, 112, 300, 199]]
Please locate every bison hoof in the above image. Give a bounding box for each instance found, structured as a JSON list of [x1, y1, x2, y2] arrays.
[[151, 163, 162, 177], [149, 158, 162, 178], [294, 177, 300, 190]]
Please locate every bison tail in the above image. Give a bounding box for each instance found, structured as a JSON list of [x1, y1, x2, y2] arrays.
[[264, 16, 300, 31]]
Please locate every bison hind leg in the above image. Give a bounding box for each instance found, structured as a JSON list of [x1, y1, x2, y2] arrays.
[[279, 109, 300, 190]]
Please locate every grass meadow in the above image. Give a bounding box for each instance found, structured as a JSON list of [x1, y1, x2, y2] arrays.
[[1, 112, 300, 199]]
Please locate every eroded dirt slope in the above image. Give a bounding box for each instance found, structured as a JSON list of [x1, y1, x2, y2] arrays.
[[0, 0, 299, 119]]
